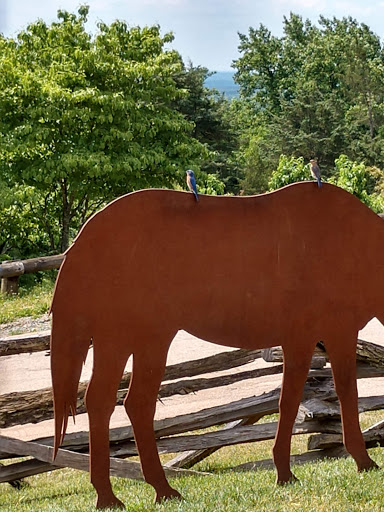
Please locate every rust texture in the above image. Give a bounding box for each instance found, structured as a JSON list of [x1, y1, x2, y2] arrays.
[[51, 182, 382, 509]]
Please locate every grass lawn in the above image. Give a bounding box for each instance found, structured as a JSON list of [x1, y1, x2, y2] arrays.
[[0, 277, 54, 324], [1, 455, 382, 512], [1, 416, 384, 512]]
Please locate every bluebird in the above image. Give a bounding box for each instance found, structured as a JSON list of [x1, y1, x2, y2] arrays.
[[310, 159, 322, 188], [186, 170, 199, 202]]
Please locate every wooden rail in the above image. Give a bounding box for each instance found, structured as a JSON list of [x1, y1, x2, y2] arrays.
[[0, 255, 64, 294]]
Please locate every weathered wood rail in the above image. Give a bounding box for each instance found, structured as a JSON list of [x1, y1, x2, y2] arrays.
[[1, 328, 384, 486], [0, 331, 51, 356], [0, 254, 64, 294]]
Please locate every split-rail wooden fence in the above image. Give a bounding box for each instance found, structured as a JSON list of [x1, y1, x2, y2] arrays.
[[0, 255, 64, 295], [1, 327, 384, 487], [1, 232, 384, 485]]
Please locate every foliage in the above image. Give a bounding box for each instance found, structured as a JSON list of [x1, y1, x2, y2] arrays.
[[0, 6, 207, 252], [227, 99, 273, 194], [233, 14, 384, 182], [174, 63, 239, 194], [267, 153, 384, 213], [2, 9, 384, 255], [197, 173, 226, 195], [330, 155, 384, 213], [0, 184, 61, 257], [268, 155, 310, 190]]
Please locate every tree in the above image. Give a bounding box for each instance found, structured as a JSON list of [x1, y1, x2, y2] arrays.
[[235, 24, 283, 115], [173, 63, 239, 194], [233, 14, 384, 183], [0, 7, 206, 252], [268, 155, 310, 190], [331, 155, 384, 213], [268, 153, 384, 213], [197, 173, 225, 195], [0, 184, 58, 257]]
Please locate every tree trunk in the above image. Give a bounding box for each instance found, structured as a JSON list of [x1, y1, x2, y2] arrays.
[[60, 179, 72, 253], [60, 211, 70, 253]]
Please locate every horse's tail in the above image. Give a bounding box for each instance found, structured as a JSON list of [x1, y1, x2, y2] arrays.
[[50, 282, 90, 459]]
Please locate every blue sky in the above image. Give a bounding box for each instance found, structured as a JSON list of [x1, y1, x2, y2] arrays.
[[1, 0, 384, 71]]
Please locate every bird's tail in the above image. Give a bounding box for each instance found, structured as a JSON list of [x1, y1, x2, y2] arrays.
[[317, 177, 322, 188]]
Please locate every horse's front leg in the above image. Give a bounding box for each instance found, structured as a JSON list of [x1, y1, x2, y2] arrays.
[[124, 338, 181, 503], [273, 342, 315, 484], [85, 343, 129, 509]]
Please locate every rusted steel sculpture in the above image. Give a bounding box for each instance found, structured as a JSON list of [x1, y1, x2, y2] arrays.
[[51, 182, 381, 509]]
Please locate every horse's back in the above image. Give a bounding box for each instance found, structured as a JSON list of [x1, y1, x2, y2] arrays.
[[52, 183, 384, 347]]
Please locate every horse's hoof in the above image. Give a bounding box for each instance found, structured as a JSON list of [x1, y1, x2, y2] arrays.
[[358, 459, 379, 473], [155, 488, 183, 503], [96, 496, 125, 509], [276, 473, 299, 486]]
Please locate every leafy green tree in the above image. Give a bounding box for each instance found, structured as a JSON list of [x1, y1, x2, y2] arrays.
[[197, 173, 225, 195], [267, 153, 384, 213], [331, 155, 384, 212], [233, 14, 384, 181], [227, 97, 277, 194], [0, 184, 58, 257], [235, 24, 283, 115], [268, 155, 310, 190], [173, 63, 239, 194], [0, 6, 206, 252]]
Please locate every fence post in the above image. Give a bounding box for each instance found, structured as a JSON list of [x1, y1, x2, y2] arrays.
[[1, 276, 20, 295], [0, 261, 24, 296], [0, 256, 64, 296]]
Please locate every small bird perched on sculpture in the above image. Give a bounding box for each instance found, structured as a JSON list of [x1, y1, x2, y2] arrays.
[[310, 159, 322, 188], [186, 169, 199, 202]]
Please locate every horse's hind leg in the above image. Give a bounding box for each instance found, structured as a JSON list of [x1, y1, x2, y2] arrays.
[[85, 340, 130, 509], [325, 334, 378, 472], [273, 341, 315, 484], [124, 335, 181, 503]]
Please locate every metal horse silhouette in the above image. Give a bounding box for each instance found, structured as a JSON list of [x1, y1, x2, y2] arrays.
[[51, 182, 381, 509]]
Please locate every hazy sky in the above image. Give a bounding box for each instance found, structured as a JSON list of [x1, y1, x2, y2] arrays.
[[1, 0, 384, 71]]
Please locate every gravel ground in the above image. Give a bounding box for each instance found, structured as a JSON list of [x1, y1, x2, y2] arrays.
[[0, 313, 51, 337]]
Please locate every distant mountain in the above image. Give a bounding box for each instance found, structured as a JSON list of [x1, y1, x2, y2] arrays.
[[204, 71, 240, 99]]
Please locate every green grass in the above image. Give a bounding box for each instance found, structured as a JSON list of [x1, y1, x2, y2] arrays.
[[0, 277, 54, 324], [1, 412, 384, 511]]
